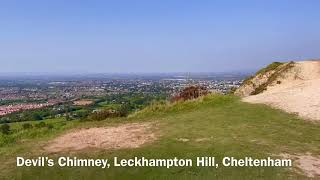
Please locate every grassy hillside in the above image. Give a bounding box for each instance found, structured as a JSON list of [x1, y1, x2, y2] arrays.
[[1, 94, 319, 179]]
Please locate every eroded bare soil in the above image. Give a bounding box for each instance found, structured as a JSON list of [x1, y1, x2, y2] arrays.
[[44, 122, 157, 153], [282, 153, 320, 178], [244, 61, 320, 121]]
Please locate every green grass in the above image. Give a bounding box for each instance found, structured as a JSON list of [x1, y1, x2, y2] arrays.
[[255, 62, 284, 75], [8, 117, 66, 130], [0, 117, 80, 159], [1, 94, 319, 179], [97, 103, 121, 110]]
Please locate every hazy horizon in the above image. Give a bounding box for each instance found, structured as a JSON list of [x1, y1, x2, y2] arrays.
[[1, 1, 320, 73], [0, 71, 252, 77]]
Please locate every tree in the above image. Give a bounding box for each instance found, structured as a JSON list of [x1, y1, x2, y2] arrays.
[[0, 124, 11, 135]]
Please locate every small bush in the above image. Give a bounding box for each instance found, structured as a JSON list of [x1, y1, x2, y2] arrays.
[[88, 108, 126, 121], [228, 87, 237, 94], [60, 122, 67, 126], [0, 124, 11, 135], [118, 105, 129, 117], [47, 124, 54, 129], [35, 122, 46, 128], [22, 123, 33, 129], [171, 86, 209, 102]]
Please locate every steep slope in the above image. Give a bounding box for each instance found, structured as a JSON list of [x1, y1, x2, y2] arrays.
[[235, 61, 295, 97], [239, 60, 320, 120]]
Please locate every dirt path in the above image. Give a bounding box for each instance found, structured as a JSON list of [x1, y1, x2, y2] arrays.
[[282, 153, 320, 178], [44, 122, 157, 153]]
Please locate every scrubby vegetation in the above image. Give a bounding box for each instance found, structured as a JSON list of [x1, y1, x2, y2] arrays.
[[0, 124, 11, 135], [22, 123, 33, 129], [240, 62, 284, 87], [242, 75, 254, 85], [251, 61, 295, 95], [88, 105, 129, 121], [255, 62, 284, 75], [171, 86, 209, 102]]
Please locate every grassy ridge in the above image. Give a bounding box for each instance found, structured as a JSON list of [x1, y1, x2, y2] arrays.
[[1, 95, 319, 179], [255, 62, 284, 75], [251, 61, 295, 95], [241, 62, 285, 88]]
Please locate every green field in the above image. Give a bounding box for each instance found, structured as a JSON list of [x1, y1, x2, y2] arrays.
[[1, 94, 319, 179]]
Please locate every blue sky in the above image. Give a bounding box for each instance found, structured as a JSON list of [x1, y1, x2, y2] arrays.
[[0, 0, 320, 73]]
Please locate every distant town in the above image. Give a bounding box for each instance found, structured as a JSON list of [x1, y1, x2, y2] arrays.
[[0, 73, 247, 119]]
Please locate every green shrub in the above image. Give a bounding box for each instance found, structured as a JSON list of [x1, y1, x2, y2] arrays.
[[118, 104, 129, 117], [35, 122, 46, 128], [0, 124, 11, 135], [60, 122, 67, 126], [88, 107, 129, 121], [228, 87, 237, 94], [22, 123, 33, 129], [47, 124, 54, 129]]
